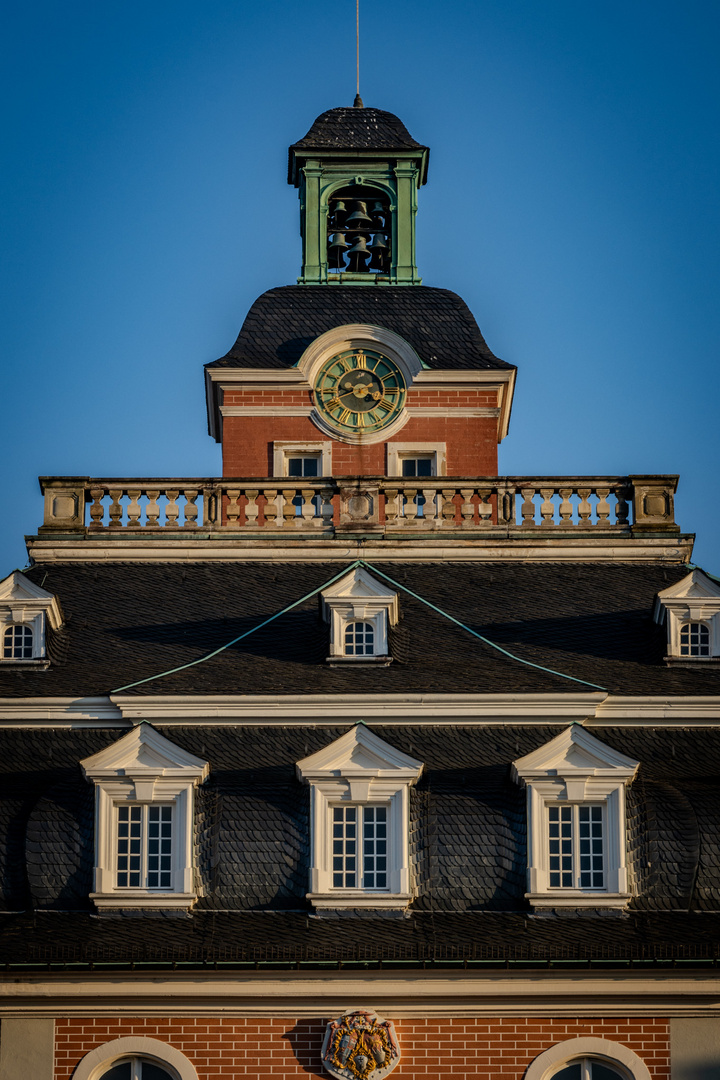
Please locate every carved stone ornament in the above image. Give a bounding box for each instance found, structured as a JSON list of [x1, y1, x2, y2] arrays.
[[322, 1009, 401, 1080]]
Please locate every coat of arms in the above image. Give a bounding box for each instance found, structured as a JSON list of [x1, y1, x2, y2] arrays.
[[322, 1008, 400, 1080]]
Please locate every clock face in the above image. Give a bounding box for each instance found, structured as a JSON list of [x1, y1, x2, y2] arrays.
[[314, 348, 407, 435]]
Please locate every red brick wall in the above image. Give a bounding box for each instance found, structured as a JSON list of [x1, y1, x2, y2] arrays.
[[55, 1015, 670, 1080], [221, 416, 499, 477]]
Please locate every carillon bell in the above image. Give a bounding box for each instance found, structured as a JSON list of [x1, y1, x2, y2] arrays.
[[346, 235, 370, 271], [331, 201, 347, 228], [345, 201, 372, 229], [368, 232, 389, 271], [370, 201, 386, 227], [327, 232, 348, 269]]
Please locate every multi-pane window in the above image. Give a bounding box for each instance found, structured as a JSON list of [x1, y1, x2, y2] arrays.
[[332, 805, 388, 889], [2, 624, 33, 659], [551, 1061, 624, 1080], [548, 804, 604, 889], [287, 455, 320, 478], [116, 804, 173, 889], [344, 620, 375, 656], [680, 621, 710, 656], [99, 1061, 174, 1080], [401, 457, 433, 477]]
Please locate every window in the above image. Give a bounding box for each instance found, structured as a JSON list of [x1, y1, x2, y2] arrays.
[[81, 724, 208, 910], [401, 457, 433, 477], [524, 1038, 651, 1080], [386, 442, 446, 477], [273, 440, 332, 478], [551, 1063, 625, 1080], [287, 455, 320, 477], [296, 725, 423, 910], [332, 804, 387, 888], [654, 568, 720, 661], [680, 621, 710, 656], [321, 566, 398, 662], [0, 570, 62, 662], [3, 623, 33, 659], [512, 725, 639, 909], [99, 1062, 174, 1080]]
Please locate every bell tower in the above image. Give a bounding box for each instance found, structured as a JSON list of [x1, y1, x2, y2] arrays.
[[288, 99, 429, 285]]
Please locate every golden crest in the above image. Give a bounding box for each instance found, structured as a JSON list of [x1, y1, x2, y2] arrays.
[[322, 1009, 400, 1080]]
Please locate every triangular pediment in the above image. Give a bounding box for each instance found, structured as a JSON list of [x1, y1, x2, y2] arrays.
[[512, 725, 639, 782], [321, 567, 399, 626], [657, 569, 720, 601], [81, 722, 208, 780], [296, 724, 423, 782], [0, 571, 63, 628]]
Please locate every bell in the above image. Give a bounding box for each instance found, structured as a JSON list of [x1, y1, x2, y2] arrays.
[[370, 201, 386, 227], [346, 235, 370, 272], [331, 200, 347, 228], [345, 201, 372, 229], [327, 232, 348, 269], [368, 232, 389, 271]]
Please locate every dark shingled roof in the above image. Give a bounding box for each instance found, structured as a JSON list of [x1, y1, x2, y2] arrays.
[[3, 724, 720, 965], [3, 560, 720, 699], [207, 286, 511, 371], [290, 106, 427, 152]]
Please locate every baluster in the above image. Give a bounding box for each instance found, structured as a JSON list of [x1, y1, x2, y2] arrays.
[[577, 487, 592, 525], [164, 490, 180, 528], [520, 487, 537, 526], [558, 487, 573, 524], [384, 487, 400, 528], [477, 489, 493, 525], [423, 488, 439, 525], [225, 489, 241, 528], [540, 487, 556, 526], [146, 490, 160, 528], [244, 489, 260, 528], [403, 489, 418, 524], [319, 487, 335, 528], [460, 489, 475, 526], [596, 487, 611, 526], [183, 488, 199, 527], [108, 488, 124, 529], [299, 489, 316, 527], [263, 489, 279, 528], [281, 490, 296, 528], [89, 487, 106, 529], [615, 484, 630, 526], [496, 484, 513, 526], [440, 488, 457, 527], [203, 486, 219, 528], [126, 489, 142, 528]]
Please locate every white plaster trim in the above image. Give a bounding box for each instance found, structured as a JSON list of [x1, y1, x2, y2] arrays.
[[221, 406, 314, 416], [405, 408, 500, 418], [321, 566, 399, 657], [205, 368, 310, 384], [273, 440, 332, 477], [296, 324, 424, 384], [411, 369, 515, 386], [3, 972, 720, 1018], [386, 443, 446, 477], [71, 1036, 198, 1080], [524, 1038, 652, 1080]]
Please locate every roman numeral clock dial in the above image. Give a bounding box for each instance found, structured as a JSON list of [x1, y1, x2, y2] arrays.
[[314, 348, 407, 436]]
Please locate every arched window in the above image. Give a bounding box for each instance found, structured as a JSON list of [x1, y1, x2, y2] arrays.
[[99, 1062, 175, 1080], [680, 621, 710, 656], [2, 623, 33, 659], [551, 1062, 626, 1080], [344, 620, 374, 656]]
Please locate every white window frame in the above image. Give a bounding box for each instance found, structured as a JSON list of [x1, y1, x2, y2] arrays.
[[296, 725, 423, 910], [0, 571, 62, 663], [71, 1037, 198, 1080], [273, 440, 332, 478], [321, 565, 398, 662], [81, 724, 208, 910], [524, 1038, 651, 1080], [386, 442, 446, 477], [654, 568, 720, 661], [512, 726, 639, 910]]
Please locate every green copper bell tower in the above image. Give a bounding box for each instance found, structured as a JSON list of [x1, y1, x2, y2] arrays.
[[288, 98, 429, 285]]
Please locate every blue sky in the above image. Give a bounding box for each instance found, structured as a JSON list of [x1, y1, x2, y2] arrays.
[[2, 0, 719, 570]]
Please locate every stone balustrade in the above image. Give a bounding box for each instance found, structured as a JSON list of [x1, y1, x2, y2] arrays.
[[37, 475, 680, 536]]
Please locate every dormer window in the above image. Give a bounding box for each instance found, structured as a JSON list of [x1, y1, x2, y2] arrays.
[[296, 725, 423, 911], [321, 566, 398, 663], [654, 568, 720, 662], [3, 623, 34, 660], [81, 724, 208, 910], [0, 570, 63, 663], [512, 725, 639, 910]]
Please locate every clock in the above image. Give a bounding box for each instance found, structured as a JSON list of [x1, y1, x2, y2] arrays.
[[313, 348, 407, 436]]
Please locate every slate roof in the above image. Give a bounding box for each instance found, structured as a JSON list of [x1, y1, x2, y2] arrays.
[[207, 286, 511, 371], [3, 560, 720, 699], [290, 106, 426, 153], [3, 723, 720, 965]]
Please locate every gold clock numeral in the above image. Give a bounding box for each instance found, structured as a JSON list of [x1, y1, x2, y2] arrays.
[[357, 412, 366, 427], [326, 396, 342, 410], [355, 351, 367, 368], [339, 357, 351, 373], [338, 408, 352, 425], [378, 397, 396, 411]]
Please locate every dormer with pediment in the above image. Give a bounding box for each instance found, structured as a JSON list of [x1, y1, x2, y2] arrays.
[[0, 570, 63, 664], [321, 565, 398, 663], [654, 568, 720, 662]]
